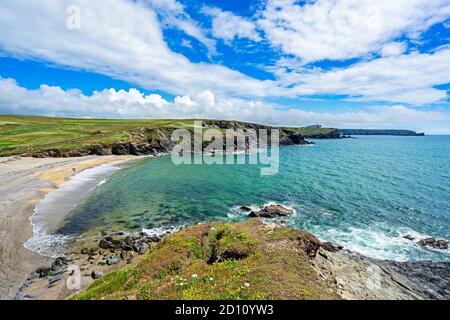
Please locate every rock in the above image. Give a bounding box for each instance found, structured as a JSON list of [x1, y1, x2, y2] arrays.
[[81, 248, 90, 254], [138, 244, 149, 254], [404, 235, 415, 241], [121, 244, 134, 251], [322, 242, 343, 252], [48, 274, 64, 287], [36, 267, 54, 278], [100, 231, 108, 237], [148, 236, 161, 243], [417, 238, 448, 250], [91, 271, 104, 279], [240, 206, 253, 212], [99, 239, 113, 249], [53, 256, 69, 267], [107, 257, 119, 265], [279, 133, 310, 146], [249, 204, 294, 218]]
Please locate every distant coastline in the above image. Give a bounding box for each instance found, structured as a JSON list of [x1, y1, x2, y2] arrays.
[[339, 129, 425, 136]]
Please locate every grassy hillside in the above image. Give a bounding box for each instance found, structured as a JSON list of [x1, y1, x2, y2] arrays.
[[0, 115, 339, 157], [73, 219, 338, 300], [282, 127, 340, 138], [0, 115, 203, 156]]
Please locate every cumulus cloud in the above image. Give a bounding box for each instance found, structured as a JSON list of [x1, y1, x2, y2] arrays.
[[1, 76, 448, 133], [258, 0, 450, 63], [273, 48, 450, 104], [0, 0, 449, 108], [0, 0, 276, 99], [202, 7, 262, 43]]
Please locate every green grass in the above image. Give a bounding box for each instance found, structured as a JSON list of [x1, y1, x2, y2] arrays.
[[281, 127, 338, 137], [0, 115, 338, 156], [73, 220, 339, 300], [0, 115, 202, 156]]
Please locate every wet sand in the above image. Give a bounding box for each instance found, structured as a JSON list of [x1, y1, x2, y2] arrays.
[[0, 156, 137, 300]]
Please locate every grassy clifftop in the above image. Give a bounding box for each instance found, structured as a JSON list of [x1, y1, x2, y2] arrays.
[[0, 115, 196, 157], [73, 219, 338, 300], [0, 115, 339, 157]]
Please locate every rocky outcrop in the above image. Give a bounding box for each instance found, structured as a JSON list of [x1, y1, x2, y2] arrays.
[[29, 122, 312, 158], [249, 204, 294, 218], [417, 238, 448, 250]]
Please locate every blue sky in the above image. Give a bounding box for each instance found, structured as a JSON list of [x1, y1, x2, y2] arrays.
[[0, 0, 450, 133]]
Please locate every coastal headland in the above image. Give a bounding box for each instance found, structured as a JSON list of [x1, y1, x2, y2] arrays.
[[0, 115, 443, 301]]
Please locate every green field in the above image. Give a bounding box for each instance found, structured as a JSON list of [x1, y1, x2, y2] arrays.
[[0, 115, 337, 157]]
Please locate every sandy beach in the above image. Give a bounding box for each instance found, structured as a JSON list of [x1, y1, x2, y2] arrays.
[[0, 155, 137, 300]]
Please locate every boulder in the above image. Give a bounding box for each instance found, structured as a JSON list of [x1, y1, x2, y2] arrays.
[[91, 271, 104, 279], [106, 257, 119, 265], [404, 235, 415, 241], [240, 206, 253, 212], [322, 242, 343, 252], [417, 238, 448, 250], [36, 267, 54, 278], [249, 204, 294, 218]]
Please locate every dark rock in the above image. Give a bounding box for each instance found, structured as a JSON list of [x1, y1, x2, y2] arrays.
[[99, 239, 113, 249], [81, 248, 90, 254], [132, 244, 143, 253], [121, 244, 134, 251], [404, 235, 415, 241], [53, 256, 69, 267], [240, 206, 253, 212], [417, 238, 448, 250], [148, 236, 161, 243], [249, 204, 294, 218], [100, 231, 108, 237], [279, 133, 311, 146], [91, 271, 104, 279], [36, 267, 54, 278], [388, 260, 450, 299], [322, 242, 343, 252]]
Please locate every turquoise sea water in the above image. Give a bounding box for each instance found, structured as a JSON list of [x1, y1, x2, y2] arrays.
[[59, 136, 450, 261]]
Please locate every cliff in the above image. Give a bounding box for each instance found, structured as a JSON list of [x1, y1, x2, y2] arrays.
[[0, 115, 311, 157], [71, 219, 449, 300], [339, 129, 425, 136]]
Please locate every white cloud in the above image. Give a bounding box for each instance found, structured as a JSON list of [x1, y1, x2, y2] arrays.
[[273, 48, 450, 104], [202, 7, 262, 43], [0, 0, 448, 108], [0, 0, 276, 99], [380, 42, 406, 57], [259, 0, 450, 63], [1, 76, 448, 133], [144, 0, 216, 55]]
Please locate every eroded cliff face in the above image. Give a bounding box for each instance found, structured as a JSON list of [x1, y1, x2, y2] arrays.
[[29, 121, 312, 158]]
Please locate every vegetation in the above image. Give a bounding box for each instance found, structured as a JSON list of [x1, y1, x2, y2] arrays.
[[0, 115, 339, 157], [0, 115, 201, 156], [73, 219, 339, 300]]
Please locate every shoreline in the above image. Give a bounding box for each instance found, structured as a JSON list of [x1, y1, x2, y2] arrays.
[[1, 154, 448, 300], [0, 155, 138, 300]]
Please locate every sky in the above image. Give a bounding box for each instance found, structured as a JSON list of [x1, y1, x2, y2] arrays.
[[0, 0, 449, 133]]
